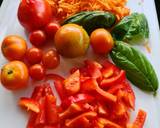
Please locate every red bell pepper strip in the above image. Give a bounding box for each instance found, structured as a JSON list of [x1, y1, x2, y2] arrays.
[[100, 70, 126, 88], [64, 70, 80, 95], [97, 118, 123, 128], [34, 97, 46, 127], [127, 109, 147, 128], [46, 95, 59, 125], [19, 97, 40, 113], [101, 67, 114, 78], [65, 111, 97, 128], [84, 60, 102, 79], [61, 93, 95, 109], [43, 83, 54, 96], [31, 85, 45, 101], [45, 74, 65, 82], [54, 81, 66, 101], [59, 103, 82, 120], [81, 78, 117, 102]]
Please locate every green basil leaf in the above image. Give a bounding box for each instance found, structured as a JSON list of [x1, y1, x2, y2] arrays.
[[110, 41, 158, 93]]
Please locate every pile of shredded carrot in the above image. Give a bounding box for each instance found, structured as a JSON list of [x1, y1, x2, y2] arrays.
[[46, 0, 130, 22]]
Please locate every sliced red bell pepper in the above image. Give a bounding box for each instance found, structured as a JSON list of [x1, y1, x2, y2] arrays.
[[97, 103, 109, 117], [97, 118, 123, 128], [31, 85, 45, 101], [45, 74, 65, 82], [19, 97, 40, 113], [34, 97, 46, 127], [46, 95, 59, 125], [81, 78, 117, 102], [61, 93, 95, 109], [107, 84, 124, 94], [43, 83, 54, 96], [64, 70, 80, 95], [100, 70, 126, 88], [127, 109, 147, 128], [101, 67, 114, 79], [65, 111, 97, 128], [27, 112, 37, 128], [59, 103, 82, 120], [54, 81, 66, 101], [84, 60, 102, 79]]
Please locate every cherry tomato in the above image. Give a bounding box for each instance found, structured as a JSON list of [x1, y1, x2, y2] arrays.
[[26, 47, 43, 65], [29, 64, 45, 81], [90, 28, 114, 54], [17, 0, 52, 32], [45, 22, 60, 38], [29, 30, 46, 47], [42, 49, 60, 69], [0, 61, 29, 90], [54, 24, 90, 58], [1, 35, 27, 60]]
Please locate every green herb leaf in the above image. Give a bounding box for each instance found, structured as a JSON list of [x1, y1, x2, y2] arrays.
[[110, 41, 158, 93]]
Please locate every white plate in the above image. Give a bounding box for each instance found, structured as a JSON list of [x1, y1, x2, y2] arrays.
[[0, 0, 160, 127]]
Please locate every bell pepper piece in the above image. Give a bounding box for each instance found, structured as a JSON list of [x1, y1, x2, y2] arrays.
[[46, 95, 59, 125], [35, 97, 46, 127], [65, 111, 97, 128], [84, 60, 102, 79], [101, 67, 114, 78], [45, 74, 65, 82], [44, 83, 54, 96], [81, 78, 117, 102], [97, 103, 109, 117], [54, 81, 66, 101], [19, 97, 40, 113], [97, 118, 122, 128], [100, 70, 126, 88], [59, 103, 82, 120], [61, 93, 94, 109], [127, 109, 147, 128], [107, 84, 124, 94], [31, 85, 45, 101], [64, 70, 80, 95], [27, 112, 37, 128]]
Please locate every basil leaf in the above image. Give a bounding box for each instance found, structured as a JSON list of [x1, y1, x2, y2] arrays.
[[110, 41, 158, 93]]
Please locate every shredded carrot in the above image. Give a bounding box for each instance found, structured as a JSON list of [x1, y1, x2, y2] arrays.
[[46, 0, 130, 22]]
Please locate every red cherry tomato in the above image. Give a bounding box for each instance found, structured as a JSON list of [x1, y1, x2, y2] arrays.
[[29, 64, 45, 81], [45, 22, 60, 38], [29, 30, 46, 47], [17, 0, 52, 32], [42, 49, 60, 69], [26, 47, 43, 65]]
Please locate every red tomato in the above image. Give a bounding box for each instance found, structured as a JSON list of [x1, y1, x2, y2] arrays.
[[29, 64, 45, 81], [26, 47, 43, 64], [45, 22, 60, 38], [42, 49, 60, 69], [90, 28, 114, 54], [29, 30, 47, 47], [17, 0, 52, 31]]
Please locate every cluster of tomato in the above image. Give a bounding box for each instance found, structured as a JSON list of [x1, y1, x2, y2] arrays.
[[19, 60, 146, 128]]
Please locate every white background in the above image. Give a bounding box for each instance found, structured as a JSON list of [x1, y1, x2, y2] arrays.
[[0, 0, 160, 127]]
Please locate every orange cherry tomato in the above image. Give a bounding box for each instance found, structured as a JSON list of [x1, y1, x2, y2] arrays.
[[90, 28, 114, 54], [26, 47, 43, 65], [54, 24, 90, 58], [29, 30, 46, 47], [42, 49, 60, 69], [0, 61, 29, 90], [29, 64, 45, 81], [1, 35, 27, 60]]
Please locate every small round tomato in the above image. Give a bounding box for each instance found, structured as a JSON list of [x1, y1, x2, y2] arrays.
[[26, 47, 43, 65], [1, 35, 27, 60], [45, 22, 60, 38], [0, 61, 29, 90], [29, 64, 45, 81], [42, 49, 60, 69], [29, 30, 46, 47], [54, 24, 90, 58], [90, 28, 114, 54]]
